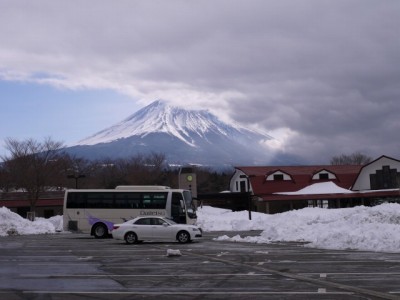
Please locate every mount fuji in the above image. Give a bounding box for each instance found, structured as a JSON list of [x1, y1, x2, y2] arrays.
[[66, 100, 276, 167]]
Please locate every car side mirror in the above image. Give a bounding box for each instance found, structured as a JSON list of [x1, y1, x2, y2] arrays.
[[163, 223, 169, 227]]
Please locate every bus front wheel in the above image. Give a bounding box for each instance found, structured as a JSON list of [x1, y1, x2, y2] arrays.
[[93, 224, 108, 239]]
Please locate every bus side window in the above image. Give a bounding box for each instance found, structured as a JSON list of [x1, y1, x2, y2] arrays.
[[67, 193, 86, 208], [114, 193, 142, 209]]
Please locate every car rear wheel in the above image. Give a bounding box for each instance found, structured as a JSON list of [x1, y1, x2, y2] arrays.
[[177, 231, 190, 243], [93, 224, 108, 239], [124, 232, 137, 244]]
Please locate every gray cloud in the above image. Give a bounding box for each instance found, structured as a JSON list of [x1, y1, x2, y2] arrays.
[[1, 0, 399, 163]]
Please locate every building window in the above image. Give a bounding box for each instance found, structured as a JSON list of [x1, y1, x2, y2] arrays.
[[273, 174, 284, 181], [240, 181, 247, 192], [312, 170, 336, 180], [370, 166, 400, 189], [319, 173, 329, 180]]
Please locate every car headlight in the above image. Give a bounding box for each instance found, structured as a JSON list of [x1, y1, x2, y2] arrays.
[[192, 228, 200, 231]]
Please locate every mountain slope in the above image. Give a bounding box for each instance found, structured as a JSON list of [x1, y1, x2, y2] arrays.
[[67, 100, 275, 166]]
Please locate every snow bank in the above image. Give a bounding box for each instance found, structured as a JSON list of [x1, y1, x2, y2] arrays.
[[196, 205, 271, 231], [2, 203, 400, 253], [197, 203, 400, 253], [0, 207, 63, 236]]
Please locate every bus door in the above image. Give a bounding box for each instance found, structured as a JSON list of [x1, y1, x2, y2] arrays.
[[171, 192, 186, 224], [65, 192, 87, 231]]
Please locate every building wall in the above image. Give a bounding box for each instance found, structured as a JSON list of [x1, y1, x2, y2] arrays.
[[255, 200, 309, 214], [11, 206, 63, 219], [352, 156, 400, 190], [230, 170, 252, 193]]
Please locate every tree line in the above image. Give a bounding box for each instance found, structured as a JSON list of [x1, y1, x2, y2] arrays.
[[0, 137, 372, 213], [0, 137, 233, 213]]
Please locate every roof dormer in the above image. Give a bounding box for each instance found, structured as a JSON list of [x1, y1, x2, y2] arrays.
[[265, 170, 293, 181], [312, 169, 337, 180]]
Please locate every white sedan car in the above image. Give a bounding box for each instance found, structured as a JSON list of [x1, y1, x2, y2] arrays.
[[112, 216, 202, 244]]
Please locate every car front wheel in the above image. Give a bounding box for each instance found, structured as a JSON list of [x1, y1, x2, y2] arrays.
[[177, 231, 190, 243], [124, 232, 138, 244]]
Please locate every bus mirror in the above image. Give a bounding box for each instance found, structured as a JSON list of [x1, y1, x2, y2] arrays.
[[180, 199, 184, 208]]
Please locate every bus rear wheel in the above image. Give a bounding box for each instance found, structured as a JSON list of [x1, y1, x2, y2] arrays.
[[93, 224, 108, 239]]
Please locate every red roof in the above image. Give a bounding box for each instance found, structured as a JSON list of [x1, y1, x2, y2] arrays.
[[237, 165, 361, 192]]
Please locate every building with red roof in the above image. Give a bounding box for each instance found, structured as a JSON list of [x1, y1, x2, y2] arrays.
[[0, 191, 64, 218], [230, 155, 400, 214]]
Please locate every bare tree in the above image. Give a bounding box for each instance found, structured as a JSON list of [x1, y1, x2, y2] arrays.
[[0, 163, 13, 192], [330, 152, 372, 165], [63, 155, 95, 188], [145, 152, 168, 184], [2, 137, 66, 214]]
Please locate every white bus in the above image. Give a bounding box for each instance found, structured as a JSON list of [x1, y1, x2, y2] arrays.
[[63, 186, 197, 238]]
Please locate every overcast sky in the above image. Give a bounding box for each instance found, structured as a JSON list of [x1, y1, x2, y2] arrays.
[[1, 0, 399, 164]]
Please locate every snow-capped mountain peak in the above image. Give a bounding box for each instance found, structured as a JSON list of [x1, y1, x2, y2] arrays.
[[67, 100, 280, 166], [77, 100, 271, 147]]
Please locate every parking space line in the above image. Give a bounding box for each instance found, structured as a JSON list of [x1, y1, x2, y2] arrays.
[[19, 263, 100, 266], [20, 273, 274, 278], [183, 250, 400, 300], [23, 290, 355, 296], [264, 260, 378, 264], [3, 234, 400, 299], [300, 272, 400, 276]]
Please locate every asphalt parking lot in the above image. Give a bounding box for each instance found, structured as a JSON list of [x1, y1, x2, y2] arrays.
[[0, 231, 399, 300]]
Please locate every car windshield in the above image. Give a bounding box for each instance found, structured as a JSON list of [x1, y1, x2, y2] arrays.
[[165, 218, 177, 225]]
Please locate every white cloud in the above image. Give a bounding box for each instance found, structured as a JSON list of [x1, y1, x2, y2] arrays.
[[261, 128, 299, 152], [1, 0, 400, 162]]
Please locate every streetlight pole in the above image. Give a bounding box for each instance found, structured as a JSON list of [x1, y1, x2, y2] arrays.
[[246, 175, 255, 220], [67, 174, 85, 189], [240, 173, 256, 220]]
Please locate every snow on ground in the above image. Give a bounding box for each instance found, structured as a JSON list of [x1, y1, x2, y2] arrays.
[[0, 207, 63, 236], [1, 203, 400, 253], [275, 181, 354, 195], [196, 203, 400, 253]]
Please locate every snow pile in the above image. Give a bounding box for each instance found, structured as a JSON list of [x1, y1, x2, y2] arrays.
[[276, 181, 354, 195], [1, 203, 400, 253], [197, 203, 400, 253], [166, 249, 182, 256], [196, 205, 270, 231], [0, 207, 63, 236]]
